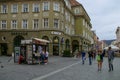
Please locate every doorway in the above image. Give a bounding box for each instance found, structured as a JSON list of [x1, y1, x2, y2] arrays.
[[53, 36, 59, 56], [0, 43, 8, 55]]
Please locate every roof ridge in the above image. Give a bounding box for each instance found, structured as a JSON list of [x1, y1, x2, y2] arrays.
[[70, 0, 81, 7]]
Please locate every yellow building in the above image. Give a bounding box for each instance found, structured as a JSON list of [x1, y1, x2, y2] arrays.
[[0, 0, 93, 56]]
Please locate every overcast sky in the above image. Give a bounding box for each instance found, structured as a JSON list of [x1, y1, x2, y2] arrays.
[[76, 0, 120, 40]]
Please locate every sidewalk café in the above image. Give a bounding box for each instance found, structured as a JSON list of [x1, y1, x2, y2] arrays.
[[14, 38, 50, 64]]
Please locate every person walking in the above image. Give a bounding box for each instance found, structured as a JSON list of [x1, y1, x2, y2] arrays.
[[88, 50, 93, 65], [44, 49, 49, 64], [96, 50, 104, 71], [107, 47, 114, 72], [81, 50, 86, 64]]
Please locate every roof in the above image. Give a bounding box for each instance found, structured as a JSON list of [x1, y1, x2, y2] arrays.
[[70, 0, 81, 7]]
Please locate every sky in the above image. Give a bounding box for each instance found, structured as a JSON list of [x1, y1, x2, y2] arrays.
[[76, 0, 120, 40]]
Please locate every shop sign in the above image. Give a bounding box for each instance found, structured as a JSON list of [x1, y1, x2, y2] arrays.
[[51, 31, 61, 35], [11, 32, 28, 35]]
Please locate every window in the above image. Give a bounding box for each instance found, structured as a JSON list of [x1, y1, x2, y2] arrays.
[[43, 2, 49, 11], [54, 19, 59, 29], [33, 3, 39, 12], [22, 4, 29, 12], [53, 2, 60, 11], [65, 12, 67, 20], [61, 22, 64, 30], [43, 18, 49, 28], [1, 4, 7, 13], [83, 19, 85, 26], [61, 7, 64, 14], [65, 26, 68, 33], [33, 19, 39, 29], [22, 20, 27, 29], [11, 20, 17, 29], [74, 8, 80, 14], [11, 4, 18, 13], [1, 20, 7, 29]]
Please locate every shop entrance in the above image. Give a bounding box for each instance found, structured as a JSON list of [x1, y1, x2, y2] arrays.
[[72, 40, 79, 53], [53, 36, 59, 56], [0, 43, 8, 55]]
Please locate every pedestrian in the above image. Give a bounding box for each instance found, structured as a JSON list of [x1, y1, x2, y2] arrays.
[[18, 54, 25, 64], [44, 49, 49, 64], [39, 49, 45, 64], [107, 47, 114, 72], [96, 50, 104, 71], [81, 50, 86, 64], [88, 50, 93, 65]]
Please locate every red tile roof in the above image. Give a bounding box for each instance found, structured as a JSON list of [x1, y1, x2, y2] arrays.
[[70, 0, 81, 6]]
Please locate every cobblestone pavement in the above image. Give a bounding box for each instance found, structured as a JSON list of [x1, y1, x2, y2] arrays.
[[0, 56, 120, 80]]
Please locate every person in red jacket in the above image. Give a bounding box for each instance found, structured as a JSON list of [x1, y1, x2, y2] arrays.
[[18, 54, 25, 64]]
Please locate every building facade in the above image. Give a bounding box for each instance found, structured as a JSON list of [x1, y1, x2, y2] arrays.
[[116, 26, 120, 48], [0, 0, 93, 56]]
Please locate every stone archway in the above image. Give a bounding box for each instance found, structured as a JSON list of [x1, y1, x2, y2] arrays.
[[13, 35, 24, 47]]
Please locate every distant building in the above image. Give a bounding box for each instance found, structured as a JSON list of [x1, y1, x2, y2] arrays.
[[116, 26, 120, 48]]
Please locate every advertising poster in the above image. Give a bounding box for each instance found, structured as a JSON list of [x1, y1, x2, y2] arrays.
[[27, 45, 33, 64], [14, 47, 20, 63]]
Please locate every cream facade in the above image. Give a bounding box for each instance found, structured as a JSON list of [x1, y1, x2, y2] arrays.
[[116, 26, 120, 48], [0, 0, 93, 56]]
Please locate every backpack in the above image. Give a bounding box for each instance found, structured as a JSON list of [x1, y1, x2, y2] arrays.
[[96, 55, 100, 61]]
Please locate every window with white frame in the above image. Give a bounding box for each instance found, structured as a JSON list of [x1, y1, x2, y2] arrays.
[[1, 20, 7, 29], [33, 19, 39, 29], [61, 22, 64, 30], [22, 19, 27, 29], [1, 4, 7, 13], [54, 19, 59, 29], [74, 8, 80, 14], [65, 26, 68, 33], [71, 28, 75, 35], [61, 7, 64, 14], [22, 4, 29, 12], [43, 2, 49, 11], [65, 12, 68, 20], [11, 4, 18, 13], [53, 2, 60, 11], [33, 3, 39, 12], [43, 18, 49, 28], [72, 18, 74, 25], [11, 20, 17, 29], [83, 19, 85, 26]]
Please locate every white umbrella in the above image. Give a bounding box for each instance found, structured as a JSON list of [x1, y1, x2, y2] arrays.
[[104, 45, 119, 50]]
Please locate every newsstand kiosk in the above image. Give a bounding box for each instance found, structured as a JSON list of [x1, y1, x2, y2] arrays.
[[14, 38, 50, 64]]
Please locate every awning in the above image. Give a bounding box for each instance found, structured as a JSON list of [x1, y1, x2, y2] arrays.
[[21, 38, 50, 45], [33, 38, 50, 43]]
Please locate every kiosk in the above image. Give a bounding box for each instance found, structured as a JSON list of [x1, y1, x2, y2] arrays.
[[15, 38, 50, 64]]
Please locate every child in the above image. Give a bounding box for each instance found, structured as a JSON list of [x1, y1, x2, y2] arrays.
[[97, 50, 104, 71]]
